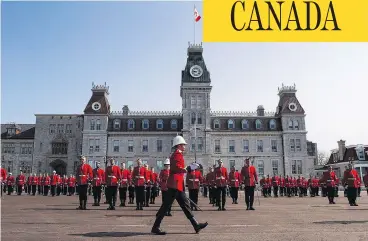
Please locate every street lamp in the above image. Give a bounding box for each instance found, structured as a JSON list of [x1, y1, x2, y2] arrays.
[[190, 112, 201, 163]]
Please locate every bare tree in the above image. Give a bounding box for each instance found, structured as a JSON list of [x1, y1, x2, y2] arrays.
[[317, 152, 329, 165]]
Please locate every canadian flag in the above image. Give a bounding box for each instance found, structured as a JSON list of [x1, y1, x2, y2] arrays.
[[194, 7, 201, 22]]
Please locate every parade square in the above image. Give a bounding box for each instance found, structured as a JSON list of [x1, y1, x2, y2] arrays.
[[1, 193, 367, 241]]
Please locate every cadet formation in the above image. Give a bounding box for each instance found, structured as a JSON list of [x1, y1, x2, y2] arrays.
[[1, 136, 367, 233]]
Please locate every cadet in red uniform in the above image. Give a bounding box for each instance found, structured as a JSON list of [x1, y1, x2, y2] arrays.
[[321, 166, 337, 204], [279, 175, 285, 197], [158, 159, 171, 216], [150, 167, 158, 204], [76, 156, 93, 210], [293, 177, 298, 196], [241, 158, 258, 210], [214, 159, 228, 210], [105, 158, 121, 210], [186, 163, 203, 210], [50, 170, 58, 197], [56, 174, 62, 196], [363, 169, 368, 195], [68, 174, 76, 196], [62, 175, 68, 195], [132, 159, 146, 210], [272, 175, 279, 197], [342, 163, 359, 206], [92, 162, 105, 206], [119, 162, 130, 207], [1, 167, 7, 196], [229, 166, 240, 204], [30, 173, 38, 195], [311, 176, 319, 197], [16, 171, 25, 195], [206, 167, 215, 205], [144, 164, 152, 207], [26, 175, 31, 195], [43, 173, 51, 196], [6, 173, 15, 195], [151, 136, 208, 235], [128, 165, 135, 204], [37, 173, 43, 195], [265, 175, 272, 196]]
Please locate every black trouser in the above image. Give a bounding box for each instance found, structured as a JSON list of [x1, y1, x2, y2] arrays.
[[273, 186, 279, 197], [44, 186, 49, 196], [188, 189, 199, 209], [88, 185, 92, 195], [279, 187, 285, 196], [322, 187, 327, 197], [216, 186, 226, 208], [128, 186, 135, 202], [78, 185, 88, 207], [267, 187, 271, 196], [135, 186, 145, 207], [244, 186, 255, 208], [326, 186, 335, 203], [334, 187, 339, 197], [358, 187, 361, 196], [209, 187, 216, 204], [38, 185, 42, 194], [154, 188, 194, 226], [3, 185, 7, 194], [119, 187, 127, 203], [230, 187, 239, 201], [68, 186, 75, 195], [107, 186, 118, 207], [50, 185, 56, 196], [57, 186, 61, 196], [17, 185, 22, 195], [27, 185, 31, 194], [347, 187, 357, 205], [93, 186, 102, 203], [161, 190, 172, 214], [145, 186, 151, 205], [7, 185, 13, 195], [262, 187, 268, 197], [32, 185, 37, 195], [151, 186, 157, 203], [203, 186, 208, 197], [287, 187, 292, 197], [63, 186, 68, 195]]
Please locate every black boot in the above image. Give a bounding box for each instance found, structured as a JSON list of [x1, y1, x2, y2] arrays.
[[92, 199, 98, 206], [189, 217, 208, 234], [151, 216, 166, 235]]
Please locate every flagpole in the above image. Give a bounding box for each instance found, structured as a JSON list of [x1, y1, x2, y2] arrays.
[[193, 5, 196, 44]]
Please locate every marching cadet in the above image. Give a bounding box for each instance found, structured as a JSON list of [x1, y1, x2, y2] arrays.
[[363, 170, 368, 196], [266, 175, 272, 196], [297, 176, 303, 197], [67, 174, 76, 196], [292, 177, 297, 196], [206, 167, 215, 205], [320, 176, 327, 197], [50, 171, 58, 197], [334, 176, 340, 197], [260, 176, 268, 197], [31, 173, 38, 196], [303, 177, 308, 196], [321, 166, 337, 204], [92, 162, 105, 206], [0, 167, 7, 196], [26, 174, 32, 195], [56, 174, 62, 196], [16, 171, 25, 195], [150, 167, 158, 204], [119, 162, 130, 207], [311, 176, 319, 197], [151, 135, 208, 235], [285, 175, 291, 197], [158, 158, 172, 216], [307, 176, 312, 196], [105, 158, 121, 210], [279, 175, 285, 197], [128, 165, 135, 204], [241, 158, 258, 210], [214, 159, 228, 211], [43, 173, 51, 196], [62, 175, 68, 195], [6, 173, 15, 195], [229, 166, 240, 204], [38, 173, 43, 195], [132, 159, 147, 210], [272, 175, 279, 197], [143, 164, 152, 207], [186, 162, 203, 211], [75, 156, 93, 210], [202, 170, 208, 198], [342, 163, 359, 206]]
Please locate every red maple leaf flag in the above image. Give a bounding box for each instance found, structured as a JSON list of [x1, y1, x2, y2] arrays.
[[194, 7, 201, 22]]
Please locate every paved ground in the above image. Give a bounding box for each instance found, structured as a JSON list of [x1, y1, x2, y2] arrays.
[[1, 191, 368, 241]]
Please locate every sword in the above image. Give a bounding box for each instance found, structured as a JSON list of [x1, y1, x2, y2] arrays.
[[186, 197, 203, 211], [256, 186, 261, 206]]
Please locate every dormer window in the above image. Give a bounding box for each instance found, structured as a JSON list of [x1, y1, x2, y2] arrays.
[[294, 120, 299, 130], [269, 119, 276, 130], [127, 119, 135, 130], [241, 120, 249, 129], [288, 120, 294, 129], [214, 119, 220, 129], [170, 119, 177, 129], [255, 119, 262, 130], [227, 119, 234, 129], [142, 119, 149, 130], [7, 128, 16, 136], [156, 119, 164, 130], [113, 119, 121, 130]]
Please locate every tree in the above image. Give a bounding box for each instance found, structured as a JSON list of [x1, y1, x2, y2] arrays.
[[317, 151, 329, 165]]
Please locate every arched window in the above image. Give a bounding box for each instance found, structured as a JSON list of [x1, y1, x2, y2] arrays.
[[113, 119, 121, 130], [288, 120, 293, 129], [213, 119, 220, 129], [191, 112, 196, 124], [156, 119, 163, 130], [142, 119, 149, 130], [127, 119, 135, 130], [255, 119, 262, 130], [294, 120, 299, 130], [170, 119, 177, 129], [269, 119, 276, 130], [197, 113, 202, 124], [241, 119, 249, 129], [227, 119, 234, 129]]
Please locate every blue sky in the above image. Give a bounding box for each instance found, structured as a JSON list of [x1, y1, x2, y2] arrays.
[[2, 1, 367, 153]]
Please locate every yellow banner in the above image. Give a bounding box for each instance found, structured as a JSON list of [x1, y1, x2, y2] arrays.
[[203, 0, 368, 42]]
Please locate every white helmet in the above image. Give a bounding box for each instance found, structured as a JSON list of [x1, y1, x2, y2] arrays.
[[172, 135, 187, 147], [164, 159, 170, 165]]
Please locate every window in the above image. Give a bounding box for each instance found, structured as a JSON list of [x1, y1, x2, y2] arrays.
[[294, 120, 299, 130], [288, 120, 293, 129], [90, 120, 95, 130], [57, 124, 64, 133], [243, 140, 249, 152], [95, 139, 100, 152], [229, 140, 235, 153], [197, 95, 203, 108], [96, 119, 101, 130], [7, 161, 13, 173], [128, 140, 134, 152], [142, 140, 148, 152], [156, 119, 164, 130], [257, 160, 264, 176], [113, 140, 119, 152], [21, 143, 33, 155], [228, 119, 234, 129], [197, 113, 202, 124], [66, 124, 72, 134], [128, 119, 135, 130], [271, 140, 277, 152], [3, 144, 15, 154], [157, 140, 163, 152], [295, 139, 301, 151], [191, 96, 196, 108], [241, 120, 249, 129], [73, 161, 78, 173], [38, 161, 42, 171], [142, 119, 149, 130], [49, 124, 56, 134], [269, 119, 276, 130], [257, 140, 263, 152], [52, 142, 68, 155], [272, 160, 279, 175], [255, 119, 262, 130], [290, 139, 295, 152], [127, 160, 133, 168], [191, 112, 197, 124], [215, 140, 221, 153], [292, 160, 302, 174], [142, 160, 148, 165], [229, 160, 236, 168], [170, 119, 177, 129], [156, 160, 163, 170], [89, 139, 95, 154], [213, 119, 220, 129], [191, 137, 196, 151], [197, 137, 203, 151], [114, 119, 120, 130]]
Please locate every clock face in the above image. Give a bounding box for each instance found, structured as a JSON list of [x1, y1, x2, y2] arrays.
[[92, 102, 101, 111], [190, 65, 203, 78], [288, 103, 297, 111]]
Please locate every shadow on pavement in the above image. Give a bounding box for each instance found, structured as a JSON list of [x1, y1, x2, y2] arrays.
[[69, 232, 185, 237], [4, 222, 72, 225], [105, 214, 154, 217], [313, 220, 368, 225]]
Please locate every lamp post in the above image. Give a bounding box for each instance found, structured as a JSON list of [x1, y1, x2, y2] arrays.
[[190, 112, 201, 163]]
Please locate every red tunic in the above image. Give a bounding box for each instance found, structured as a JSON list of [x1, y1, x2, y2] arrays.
[[132, 166, 146, 186], [214, 167, 228, 187], [92, 168, 105, 186], [151, 172, 158, 185], [272, 176, 279, 186], [68, 177, 76, 187], [145, 170, 152, 184], [31, 177, 39, 185], [105, 165, 121, 186], [363, 174, 368, 186], [44, 176, 51, 185], [241, 165, 258, 186], [50, 174, 59, 186], [120, 169, 131, 187], [0, 168, 7, 182], [76, 163, 93, 185], [205, 172, 214, 187], [186, 170, 202, 189], [159, 169, 170, 191], [166, 149, 187, 192], [6, 176, 15, 185], [16, 174, 25, 186], [260, 178, 268, 188], [279, 177, 285, 187], [229, 171, 240, 188], [343, 169, 360, 188]]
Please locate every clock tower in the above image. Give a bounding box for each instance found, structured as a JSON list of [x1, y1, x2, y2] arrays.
[[180, 42, 212, 168]]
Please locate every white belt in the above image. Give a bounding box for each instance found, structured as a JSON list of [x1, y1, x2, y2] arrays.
[[136, 176, 144, 179], [121, 179, 128, 181], [146, 180, 150, 182], [273, 181, 278, 182], [79, 175, 86, 177], [327, 180, 332, 182], [108, 175, 116, 178], [231, 179, 238, 181], [348, 178, 356, 180], [216, 177, 225, 180], [189, 179, 199, 181]]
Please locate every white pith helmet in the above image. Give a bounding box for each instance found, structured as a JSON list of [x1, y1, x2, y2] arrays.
[[164, 159, 170, 165], [172, 135, 187, 147]]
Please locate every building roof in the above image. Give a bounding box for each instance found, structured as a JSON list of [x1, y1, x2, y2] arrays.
[[1, 124, 35, 140], [327, 145, 368, 164]]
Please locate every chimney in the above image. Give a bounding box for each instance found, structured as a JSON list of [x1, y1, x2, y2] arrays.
[[337, 140, 346, 161], [257, 105, 265, 116], [122, 105, 129, 116]]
